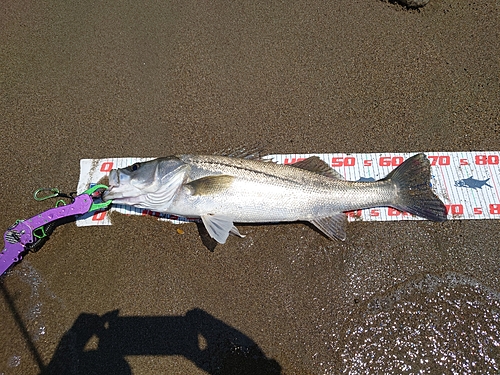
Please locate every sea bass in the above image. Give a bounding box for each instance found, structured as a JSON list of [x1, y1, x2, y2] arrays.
[[102, 153, 447, 243]]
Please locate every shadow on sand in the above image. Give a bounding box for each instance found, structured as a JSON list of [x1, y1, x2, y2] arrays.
[[40, 308, 282, 375]]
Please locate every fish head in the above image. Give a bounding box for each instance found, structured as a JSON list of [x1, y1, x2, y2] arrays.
[[102, 157, 187, 207]]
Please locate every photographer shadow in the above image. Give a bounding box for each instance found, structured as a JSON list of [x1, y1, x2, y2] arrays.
[[41, 308, 282, 375]]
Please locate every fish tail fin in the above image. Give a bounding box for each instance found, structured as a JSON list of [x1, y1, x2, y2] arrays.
[[385, 153, 447, 222]]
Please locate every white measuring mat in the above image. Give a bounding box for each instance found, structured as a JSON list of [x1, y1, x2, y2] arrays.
[[76, 152, 500, 227]]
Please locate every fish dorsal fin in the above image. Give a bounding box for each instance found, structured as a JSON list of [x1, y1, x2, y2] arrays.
[[310, 213, 347, 241], [201, 214, 242, 244], [187, 175, 235, 196], [219, 145, 273, 162], [291, 156, 344, 179]]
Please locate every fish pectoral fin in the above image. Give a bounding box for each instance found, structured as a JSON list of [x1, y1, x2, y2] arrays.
[[291, 156, 344, 179], [310, 213, 347, 241], [201, 214, 239, 244], [187, 175, 235, 196]]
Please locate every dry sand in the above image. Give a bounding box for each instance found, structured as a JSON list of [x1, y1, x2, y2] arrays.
[[1, 0, 499, 374]]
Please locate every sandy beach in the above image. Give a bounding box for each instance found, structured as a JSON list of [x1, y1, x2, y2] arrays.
[[1, 0, 499, 373]]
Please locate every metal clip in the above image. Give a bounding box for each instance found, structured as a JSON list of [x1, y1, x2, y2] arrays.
[[34, 188, 76, 207], [34, 188, 60, 201]]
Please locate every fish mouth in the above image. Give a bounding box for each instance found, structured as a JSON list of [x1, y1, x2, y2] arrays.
[[108, 170, 119, 186], [101, 169, 120, 202], [102, 187, 117, 201], [102, 184, 144, 204], [102, 187, 136, 202], [102, 170, 121, 201]]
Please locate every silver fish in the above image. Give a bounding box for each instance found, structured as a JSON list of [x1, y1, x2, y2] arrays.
[[102, 153, 447, 243]]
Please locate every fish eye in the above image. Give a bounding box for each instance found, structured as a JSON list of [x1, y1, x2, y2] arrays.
[[129, 163, 141, 172]]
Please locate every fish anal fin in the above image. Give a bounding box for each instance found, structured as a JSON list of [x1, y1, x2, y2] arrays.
[[201, 214, 240, 244], [310, 213, 347, 241], [187, 175, 235, 196], [292, 157, 344, 179]]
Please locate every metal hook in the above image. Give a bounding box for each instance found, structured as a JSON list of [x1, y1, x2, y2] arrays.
[[34, 188, 60, 201]]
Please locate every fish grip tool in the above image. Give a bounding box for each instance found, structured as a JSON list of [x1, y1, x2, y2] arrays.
[[0, 185, 112, 277]]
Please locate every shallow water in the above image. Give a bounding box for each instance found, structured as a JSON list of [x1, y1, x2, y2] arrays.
[[338, 272, 500, 374]]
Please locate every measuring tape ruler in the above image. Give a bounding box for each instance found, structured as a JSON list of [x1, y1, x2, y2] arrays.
[[76, 151, 500, 227]]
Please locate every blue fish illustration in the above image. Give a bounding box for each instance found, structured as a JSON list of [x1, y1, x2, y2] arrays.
[[357, 177, 376, 182], [454, 176, 492, 190]]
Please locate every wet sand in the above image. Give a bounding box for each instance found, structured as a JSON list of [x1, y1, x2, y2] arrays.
[[1, 0, 499, 374]]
